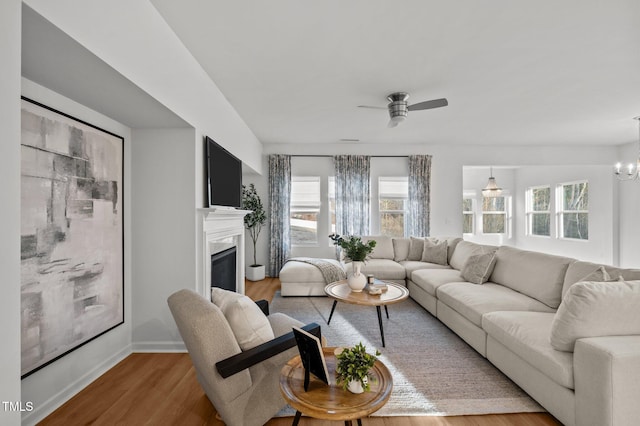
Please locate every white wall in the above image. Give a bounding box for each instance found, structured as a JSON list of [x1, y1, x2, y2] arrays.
[[513, 166, 616, 264], [257, 142, 629, 271], [23, 0, 263, 175], [20, 79, 133, 425], [617, 141, 640, 268], [131, 128, 196, 350], [0, 1, 22, 424]]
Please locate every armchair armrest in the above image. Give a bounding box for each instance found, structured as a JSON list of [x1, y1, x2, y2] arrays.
[[255, 299, 269, 316], [216, 322, 321, 378]]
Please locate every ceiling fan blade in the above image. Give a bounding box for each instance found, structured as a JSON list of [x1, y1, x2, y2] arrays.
[[407, 98, 448, 111], [358, 105, 387, 110]]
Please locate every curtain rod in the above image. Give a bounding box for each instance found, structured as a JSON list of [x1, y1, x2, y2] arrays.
[[288, 155, 411, 158]]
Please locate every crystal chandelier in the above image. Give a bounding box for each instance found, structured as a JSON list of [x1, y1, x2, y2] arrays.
[[614, 116, 640, 181], [482, 166, 503, 197]]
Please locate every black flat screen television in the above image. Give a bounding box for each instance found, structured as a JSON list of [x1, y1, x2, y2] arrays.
[[206, 136, 242, 208]]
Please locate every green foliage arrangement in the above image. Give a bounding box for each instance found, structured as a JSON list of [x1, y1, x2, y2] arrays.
[[242, 184, 267, 266], [335, 342, 381, 391], [329, 234, 376, 262]]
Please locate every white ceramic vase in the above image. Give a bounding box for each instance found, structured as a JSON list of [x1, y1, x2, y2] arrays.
[[347, 261, 367, 292], [347, 377, 367, 394]]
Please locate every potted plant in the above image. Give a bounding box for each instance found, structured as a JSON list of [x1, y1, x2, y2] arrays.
[[329, 234, 376, 291], [242, 184, 267, 281], [335, 342, 381, 393]]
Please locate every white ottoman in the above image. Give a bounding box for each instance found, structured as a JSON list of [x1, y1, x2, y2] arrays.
[[279, 259, 345, 296]]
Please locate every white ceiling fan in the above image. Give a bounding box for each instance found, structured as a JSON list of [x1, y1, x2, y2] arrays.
[[359, 92, 448, 128]]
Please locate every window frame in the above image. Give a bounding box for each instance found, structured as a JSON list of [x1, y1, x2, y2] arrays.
[[556, 180, 589, 241], [481, 195, 509, 235], [378, 176, 408, 238], [290, 176, 321, 247], [526, 185, 551, 238], [462, 192, 476, 235]]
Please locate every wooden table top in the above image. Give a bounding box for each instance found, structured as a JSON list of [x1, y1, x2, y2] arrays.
[[279, 347, 393, 421], [324, 280, 409, 307]]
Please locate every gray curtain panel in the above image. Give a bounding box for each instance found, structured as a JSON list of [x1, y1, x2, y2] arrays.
[[333, 155, 371, 236], [407, 154, 432, 237], [268, 154, 291, 277]]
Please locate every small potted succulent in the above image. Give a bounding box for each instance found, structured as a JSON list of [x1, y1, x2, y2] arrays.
[[335, 342, 381, 393], [242, 184, 267, 281], [329, 234, 376, 291]]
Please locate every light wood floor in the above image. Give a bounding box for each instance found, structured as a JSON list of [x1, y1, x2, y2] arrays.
[[40, 278, 561, 426]]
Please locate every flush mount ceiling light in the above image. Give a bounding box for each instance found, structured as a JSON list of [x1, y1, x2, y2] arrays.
[[482, 166, 503, 197], [614, 116, 640, 182]]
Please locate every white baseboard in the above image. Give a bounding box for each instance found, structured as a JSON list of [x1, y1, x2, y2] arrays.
[[132, 341, 186, 353], [22, 345, 132, 426]]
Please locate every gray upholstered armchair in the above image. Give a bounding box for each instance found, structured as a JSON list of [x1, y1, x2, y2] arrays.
[[167, 289, 320, 426]]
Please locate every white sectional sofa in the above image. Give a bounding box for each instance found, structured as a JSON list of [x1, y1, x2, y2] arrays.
[[279, 236, 640, 426]]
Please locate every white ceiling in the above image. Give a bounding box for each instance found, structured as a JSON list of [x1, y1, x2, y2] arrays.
[[150, 0, 640, 147]]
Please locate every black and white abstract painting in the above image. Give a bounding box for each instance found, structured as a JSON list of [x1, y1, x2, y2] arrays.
[[20, 98, 124, 377]]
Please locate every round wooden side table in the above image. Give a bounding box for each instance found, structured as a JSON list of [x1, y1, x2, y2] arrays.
[[324, 280, 409, 347], [279, 347, 393, 426]]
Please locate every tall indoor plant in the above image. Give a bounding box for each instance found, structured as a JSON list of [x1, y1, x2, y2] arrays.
[[242, 184, 267, 281]]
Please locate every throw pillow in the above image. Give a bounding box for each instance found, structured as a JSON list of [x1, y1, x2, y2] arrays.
[[578, 265, 611, 283], [392, 238, 411, 262], [461, 252, 498, 284], [211, 287, 275, 350], [421, 239, 448, 265], [550, 280, 640, 352], [408, 237, 425, 261]]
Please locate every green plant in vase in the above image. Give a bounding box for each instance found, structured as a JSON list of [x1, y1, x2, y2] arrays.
[[329, 234, 376, 291], [335, 342, 381, 393], [242, 183, 267, 281]]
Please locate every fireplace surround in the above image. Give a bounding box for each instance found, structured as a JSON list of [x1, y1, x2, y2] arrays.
[[197, 208, 250, 301]]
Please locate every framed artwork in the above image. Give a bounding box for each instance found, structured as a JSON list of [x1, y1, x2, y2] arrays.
[[20, 97, 124, 378]]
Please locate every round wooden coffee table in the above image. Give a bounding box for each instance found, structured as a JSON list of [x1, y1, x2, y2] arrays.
[[324, 280, 409, 348], [279, 347, 393, 426]]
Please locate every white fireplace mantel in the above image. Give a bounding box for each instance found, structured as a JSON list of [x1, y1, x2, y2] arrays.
[[196, 207, 250, 301]]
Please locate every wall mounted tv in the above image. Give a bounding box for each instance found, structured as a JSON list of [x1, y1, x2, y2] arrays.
[[206, 136, 242, 208]]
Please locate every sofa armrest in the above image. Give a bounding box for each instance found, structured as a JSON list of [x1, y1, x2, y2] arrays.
[[574, 336, 640, 426], [216, 322, 321, 378]]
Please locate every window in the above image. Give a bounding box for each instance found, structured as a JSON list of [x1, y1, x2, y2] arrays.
[[526, 186, 551, 237], [378, 177, 408, 237], [290, 177, 320, 245], [482, 196, 506, 234], [558, 181, 588, 240], [462, 196, 475, 234]]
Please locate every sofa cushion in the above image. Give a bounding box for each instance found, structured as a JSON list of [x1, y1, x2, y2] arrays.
[[491, 246, 573, 309], [421, 239, 448, 265], [561, 260, 640, 299], [392, 237, 411, 261], [441, 237, 463, 264], [408, 237, 425, 261], [550, 280, 640, 352], [410, 268, 464, 296], [280, 258, 345, 284], [358, 258, 406, 280], [362, 235, 394, 259], [449, 241, 497, 271], [483, 311, 574, 389], [437, 282, 556, 327], [211, 288, 275, 350], [461, 252, 498, 284], [400, 260, 451, 279]]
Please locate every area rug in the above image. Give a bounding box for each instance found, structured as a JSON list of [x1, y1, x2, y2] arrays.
[[271, 292, 544, 417]]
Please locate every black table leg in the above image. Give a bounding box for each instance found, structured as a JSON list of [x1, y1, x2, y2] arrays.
[[327, 300, 338, 325], [384, 305, 389, 319], [292, 410, 302, 426], [376, 305, 386, 347], [357, 419, 363, 426]]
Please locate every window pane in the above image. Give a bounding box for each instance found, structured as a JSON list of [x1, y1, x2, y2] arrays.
[[463, 214, 473, 234], [462, 198, 473, 212], [291, 212, 318, 244], [483, 214, 505, 233], [563, 213, 588, 240], [482, 196, 505, 212], [563, 182, 588, 211], [532, 187, 550, 211], [380, 199, 405, 211], [531, 213, 550, 236], [380, 213, 404, 237]]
